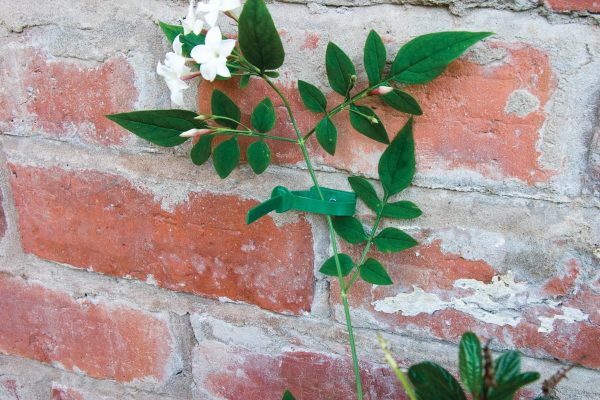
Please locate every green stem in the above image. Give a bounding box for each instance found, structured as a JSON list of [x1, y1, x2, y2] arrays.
[[346, 193, 388, 291], [378, 335, 417, 400], [210, 128, 297, 143], [262, 74, 364, 400]]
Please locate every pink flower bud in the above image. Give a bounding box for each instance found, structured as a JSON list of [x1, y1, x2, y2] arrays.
[[179, 128, 213, 138], [368, 86, 393, 96]]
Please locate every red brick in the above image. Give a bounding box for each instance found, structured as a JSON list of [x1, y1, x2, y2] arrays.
[[194, 342, 405, 400], [52, 385, 84, 400], [0, 48, 136, 145], [546, 0, 600, 12], [0, 192, 6, 241], [0, 275, 174, 382], [200, 43, 554, 185], [9, 164, 314, 314], [0, 378, 19, 400], [331, 240, 600, 369]]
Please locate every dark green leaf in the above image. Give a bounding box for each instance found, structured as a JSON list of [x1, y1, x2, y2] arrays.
[[382, 201, 422, 219], [213, 137, 240, 178], [349, 105, 389, 144], [264, 70, 280, 78], [391, 31, 492, 84], [378, 117, 415, 196], [191, 135, 213, 165], [360, 258, 392, 285], [332, 216, 367, 244], [251, 98, 276, 133], [382, 89, 423, 115], [326, 42, 356, 96], [238, 0, 285, 71], [247, 140, 271, 174], [282, 390, 296, 400], [240, 74, 251, 89], [348, 176, 380, 212], [495, 351, 521, 385], [488, 372, 540, 400], [373, 227, 417, 253], [459, 332, 483, 397], [159, 21, 183, 43], [319, 253, 354, 277], [364, 30, 386, 86], [211, 90, 241, 129], [298, 80, 327, 113], [106, 109, 205, 147], [408, 361, 467, 400], [316, 117, 337, 156]]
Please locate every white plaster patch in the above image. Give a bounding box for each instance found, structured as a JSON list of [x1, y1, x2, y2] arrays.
[[538, 307, 589, 333], [504, 89, 540, 118], [373, 272, 554, 327], [145, 274, 157, 286]]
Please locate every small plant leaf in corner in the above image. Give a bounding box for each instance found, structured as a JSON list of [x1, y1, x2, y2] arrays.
[[459, 332, 483, 398], [281, 390, 296, 400], [332, 216, 367, 244], [316, 117, 337, 156], [325, 42, 356, 96], [191, 135, 213, 166], [408, 362, 467, 400], [319, 253, 354, 277], [373, 227, 418, 253], [213, 137, 241, 178], [211, 90, 241, 129], [247, 140, 271, 174], [360, 258, 393, 285], [238, 0, 285, 71], [251, 97, 276, 133], [378, 117, 415, 196], [298, 80, 327, 113]]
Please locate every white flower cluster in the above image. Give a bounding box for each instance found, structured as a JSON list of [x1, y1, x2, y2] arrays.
[[157, 0, 240, 106]]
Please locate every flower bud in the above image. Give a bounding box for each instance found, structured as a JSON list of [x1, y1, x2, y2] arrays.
[[179, 128, 213, 138], [350, 75, 357, 82], [194, 114, 212, 121], [368, 86, 393, 96], [368, 116, 379, 124]]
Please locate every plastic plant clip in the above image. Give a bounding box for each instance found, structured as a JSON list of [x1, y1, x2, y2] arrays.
[[246, 186, 357, 224]]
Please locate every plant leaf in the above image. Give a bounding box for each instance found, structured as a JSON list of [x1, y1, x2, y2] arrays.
[[332, 216, 367, 244], [373, 227, 418, 253], [349, 105, 389, 144], [191, 135, 213, 165], [364, 30, 386, 86], [238, 0, 285, 71], [158, 22, 205, 57], [360, 258, 393, 285], [298, 80, 327, 113], [382, 90, 423, 115], [494, 351, 521, 385], [348, 176, 381, 212], [282, 390, 296, 400], [240, 74, 251, 89], [408, 361, 468, 400], [246, 140, 271, 174], [391, 31, 492, 84], [213, 137, 240, 178], [488, 372, 540, 400], [378, 117, 415, 196], [159, 21, 183, 43], [326, 42, 356, 96], [316, 117, 337, 156], [382, 201, 422, 219], [459, 332, 483, 398], [251, 98, 276, 133], [211, 90, 241, 129], [319, 253, 354, 277], [106, 109, 205, 147]]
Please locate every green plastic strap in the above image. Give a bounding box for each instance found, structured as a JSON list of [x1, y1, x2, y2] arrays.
[[247, 186, 357, 224]]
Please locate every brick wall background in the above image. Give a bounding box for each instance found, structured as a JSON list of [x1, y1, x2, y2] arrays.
[[0, 0, 599, 399]]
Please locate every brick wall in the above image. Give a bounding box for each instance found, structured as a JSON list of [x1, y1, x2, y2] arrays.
[[0, 0, 599, 399]]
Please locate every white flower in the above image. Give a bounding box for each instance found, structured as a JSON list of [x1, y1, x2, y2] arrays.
[[196, 0, 241, 27], [190, 27, 236, 82], [157, 35, 192, 106], [182, 0, 204, 35]]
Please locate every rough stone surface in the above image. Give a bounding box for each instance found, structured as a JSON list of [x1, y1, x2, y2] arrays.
[[0, 0, 599, 398]]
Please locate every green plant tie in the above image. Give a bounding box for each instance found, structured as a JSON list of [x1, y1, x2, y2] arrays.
[[246, 186, 357, 224]]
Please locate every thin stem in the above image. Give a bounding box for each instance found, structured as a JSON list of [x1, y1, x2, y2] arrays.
[[346, 193, 388, 291], [378, 335, 417, 400], [262, 74, 364, 400], [210, 129, 298, 143]]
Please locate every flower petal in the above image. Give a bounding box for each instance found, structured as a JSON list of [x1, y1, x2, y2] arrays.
[[191, 45, 214, 64], [205, 26, 222, 51], [219, 39, 236, 58], [200, 62, 218, 81], [216, 60, 231, 78], [222, 0, 240, 11], [173, 35, 184, 56], [204, 10, 219, 27]]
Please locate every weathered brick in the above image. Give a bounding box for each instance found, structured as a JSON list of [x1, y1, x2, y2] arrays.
[[0, 275, 175, 383], [545, 0, 600, 12], [200, 43, 554, 186], [193, 342, 404, 400], [331, 234, 600, 369], [8, 164, 314, 314], [0, 48, 136, 145], [0, 191, 6, 242], [52, 385, 84, 400]]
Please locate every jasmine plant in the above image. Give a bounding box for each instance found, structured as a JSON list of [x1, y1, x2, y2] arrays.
[[107, 0, 496, 397]]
